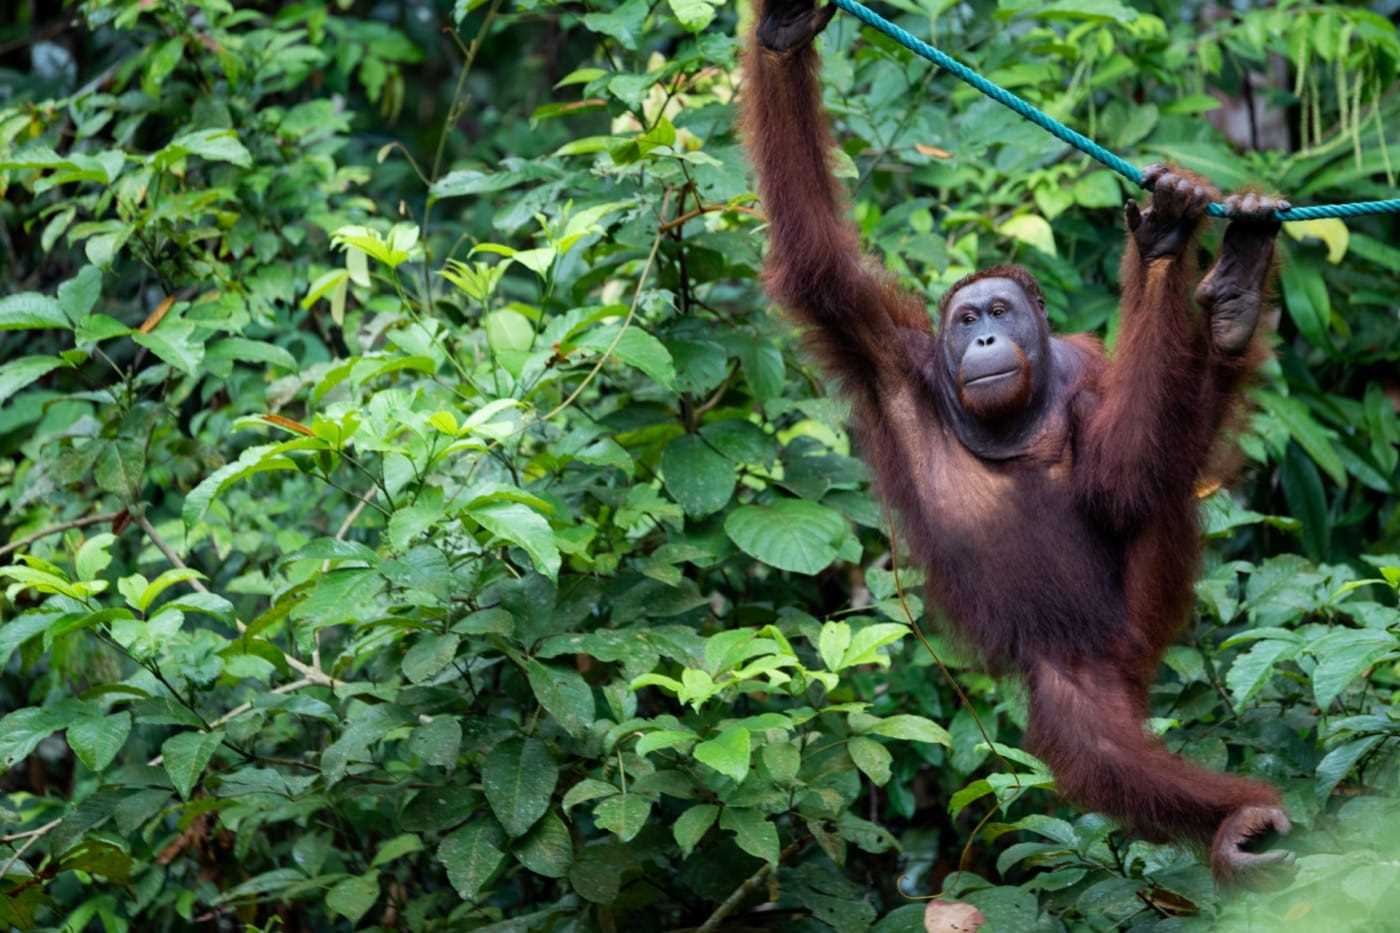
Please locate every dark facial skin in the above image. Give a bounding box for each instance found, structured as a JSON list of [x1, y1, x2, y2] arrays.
[[937, 277, 1054, 458], [944, 277, 1046, 418]]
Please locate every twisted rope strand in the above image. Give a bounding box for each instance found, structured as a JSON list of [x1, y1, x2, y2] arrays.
[[831, 0, 1400, 221]]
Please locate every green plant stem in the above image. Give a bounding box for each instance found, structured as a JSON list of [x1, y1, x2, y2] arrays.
[[418, 0, 508, 311]]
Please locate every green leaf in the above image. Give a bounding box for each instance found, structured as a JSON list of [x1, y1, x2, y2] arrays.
[[692, 725, 750, 783], [1226, 640, 1299, 706], [668, 0, 718, 31], [1255, 391, 1347, 487], [575, 323, 676, 389], [95, 439, 145, 499], [740, 341, 785, 400], [1309, 630, 1398, 709], [866, 714, 950, 745], [1315, 735, 1383, 801], [636, 729, 697, 757], [1280, 441, 1330, 561], [818, 621, 851, 672], [469, 502, 560, 579], [840, 623, 910, 669], [0, 293, 69, 331], [515, 810, 573, 878], [371, 834, 423, 868], [132, 321, 204, 377], [724, 499, 848, 575], [482, 737, 558, 836], [161, 729, 224, 799], [561, 778, 618, 815], [1277, 255, 1332, 351], [594, 794, 651, 842], [719, 807, 780, 866], [1072, 171, 1121, 208], [75, 533, 117, 581], [164, 128, 252, 168], [402, 633, 461, 685], [439, 820, 507, 900], [848, 736, 892, 785], [0, 705, 82, 767], [138, 568, 204, 612], [407, 716, 461, 769], [485, 309, 535, 353], [674, 803, 719, 857], [57, 266, 102, 321], [661, 434, 736, 518], [326, 871, 379, 922], [997, 213, 1057, 256], [767, 739, 800, 778], [525, 660, 595, 736], [67, 712, 131, 772], [0, 356, 63, 405]]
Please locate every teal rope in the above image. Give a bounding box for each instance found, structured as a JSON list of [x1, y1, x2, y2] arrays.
[[831, 0, 1400, 222]]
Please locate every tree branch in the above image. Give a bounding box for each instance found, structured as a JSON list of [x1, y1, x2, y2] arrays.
[[0, 817, 62, 881], [0, 512, 122, 560], [696, 841, 802, 933]]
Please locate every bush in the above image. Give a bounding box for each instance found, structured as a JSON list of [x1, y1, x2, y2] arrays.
[[1, 0, 1398, 929]]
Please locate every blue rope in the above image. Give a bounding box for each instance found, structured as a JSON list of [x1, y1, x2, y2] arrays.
[[831, 0, 1400, 222]]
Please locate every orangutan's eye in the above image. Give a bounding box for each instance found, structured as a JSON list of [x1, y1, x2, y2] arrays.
[[961, 314, 976, 325]]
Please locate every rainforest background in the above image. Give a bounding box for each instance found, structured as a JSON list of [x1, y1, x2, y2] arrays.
[[1, 0, 1399, 929]]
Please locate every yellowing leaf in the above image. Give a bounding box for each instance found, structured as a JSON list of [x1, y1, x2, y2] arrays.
[[1285, 218, 1349, 264], [998, 213, 1057, 256]]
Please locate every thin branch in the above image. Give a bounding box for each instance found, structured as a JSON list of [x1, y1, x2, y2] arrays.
[[0, 817, 62, 881], [146, 677, 314, 767], [419, 0, 508, 309], [658, 202, 763, 233], [0, 512, 122, 560], [696, 841, 802, 933], [314, 487, 378, 670], [539, 192, 673, 423]]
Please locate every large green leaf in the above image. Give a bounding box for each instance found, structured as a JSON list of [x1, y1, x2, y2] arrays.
[[0, 293, 69, 331], [667, 0, 718, 31], [161, 729, 224, 799], [674, 804, 719, 857], [692, 725, 750, 783], [524, 660, 595, 736], [439, 820, 507, 900], [325, 871, 379, 923], [0, 705, 84, 767], [515, 810, 573, 878], [724, 498, 848, 575], [660, 433, 736, 518], [575, 323, 676, 389], [482, 737, 558, 837], [0, 356, 63, 405], [719, 807, 780, 866], [1309, 630, 1399, 710], [593, 794, 651, 842], [469, 502, 560, 579], [67, 712, 131, 772]]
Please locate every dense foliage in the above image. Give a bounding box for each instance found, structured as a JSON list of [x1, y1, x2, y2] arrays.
[[1, 0, 1398, 929]]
